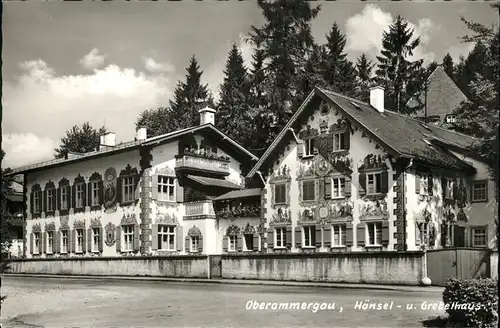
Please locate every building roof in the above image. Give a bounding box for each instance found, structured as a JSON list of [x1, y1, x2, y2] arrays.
[[247, 86, 479, 178], [186, 175, 242, 189], [7, 124, 257, 176], [407, 66, 468, 121], [215, 188, 262, 201]]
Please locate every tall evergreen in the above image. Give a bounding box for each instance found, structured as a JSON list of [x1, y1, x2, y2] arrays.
[[442, 53, 455, 79], [455, 41, 489, 98], [217, 44, 253, 147], [375, 15, 425, 113], [322, 23, 358, 97], [355, 53, 374, 103], [248, 0, 321, 143], [297, 44, 327, 101], [426, 61, 438, 76]]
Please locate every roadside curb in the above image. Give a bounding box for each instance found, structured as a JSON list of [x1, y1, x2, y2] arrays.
[[3, 274, 444, 293]]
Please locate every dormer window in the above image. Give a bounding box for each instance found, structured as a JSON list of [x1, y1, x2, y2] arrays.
[[367, 173, 382, 194], [333, 133, 346, 151], [304, 139, 315, 157], [446, 115, 456, 124]]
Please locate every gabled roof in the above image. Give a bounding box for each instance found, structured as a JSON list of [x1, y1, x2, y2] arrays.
[[7, 124, 257, 176], [247, 87, 479, 178], [407, 66, 468, 121]]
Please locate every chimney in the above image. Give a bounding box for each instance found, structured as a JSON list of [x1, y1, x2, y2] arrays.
[[370, 86, 385, 113], [136, 127, 147, 141], [99, 132, 116, 151], [198, 106, 216, 125]]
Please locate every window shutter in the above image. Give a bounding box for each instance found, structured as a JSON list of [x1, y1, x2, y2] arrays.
[[30, 233, 33, 255], [87, 182, 93, 207], [484, 181, 489, 201], [82, 183, 87, 207], [297, 141, 304, 159], [415, 175, 421, 194], [380, 170, 389, 193], [71, 229, 76, 253], [315, 224, 322, 248], [452, 179, 458, 200], [87, 228, 92, 252], [151, 224, 158, 251], [82, 229, 87, 253], [267, 229, 274, 249], [358, 174, 367, 196], [222, 236, 228, 252], [117, 177, 123, 204], [116, 226, 121, 252], [453, 225, 465, 247], [134, 225, 140, 251], [66, 186, 71, 210], [71, 184, 76, 209], [440, 223, 447, 247], [253, 233, 260, 251], [198, 236, 204, 253], [98, 180, 104, 205], [185, 237, 190, 253], [295, 226, 302, 248], [43, 190, 47, 214], [324, 178, 331, 199], [428, 174, 434, 196], [441, 177, 446, 199], [381, 221, 390, 246], [327, 134, 334, 153], [323, 226, 331, 248], [343, 130, 350, 150], [285, 226, 292, 248], [30, 192, 34, 214], [55, 231, 60, 253], [43, 232, 47, 254], [415, 223, 421, 246], [357, 223, 365, 247], [134, 174, 140, 200], [319, 179, 325, 199], [152, 175, 159, 200], [176, 226, 183, 251], [344, 177, 352, 197], [99, 227, 104, 252], [236, 234, 243, 252], [176, 179, 184, 203], [313, 142, 319, 155], [345, 223, 353, 246]]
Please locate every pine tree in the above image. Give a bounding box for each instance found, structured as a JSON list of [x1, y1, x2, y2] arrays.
[[375, 15, 425, 113], [136, 107, 172, 137], [455, 42, 489, 98], [248, 0, 321, 142], [442, 53, 455, 79], [54, 122, 106, 158], [355, 53, 374, 102], [297, 44, 327, 101], [217, 44, 253, 147], [322, 23, 358, 96], [426, 61, 438, 76]]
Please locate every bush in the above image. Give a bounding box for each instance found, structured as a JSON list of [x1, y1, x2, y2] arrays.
[[442, 277, 498, 328]]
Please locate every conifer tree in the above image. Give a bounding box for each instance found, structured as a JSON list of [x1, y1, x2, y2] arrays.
[[355, 53, 374, 102], [442, 53, 455, 79]]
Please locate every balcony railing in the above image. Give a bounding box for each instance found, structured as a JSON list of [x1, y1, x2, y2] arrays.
[[184, 201, 215, 218], [175, 153, 230, 175]]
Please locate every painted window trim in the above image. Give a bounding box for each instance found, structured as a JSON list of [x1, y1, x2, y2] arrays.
[[33, 190, 42, 215], [330, 176, 346, 199], [471, 179, 488, 203], [272, 182, 289, 206], [228, 235, 238, 252], [157, 224, 176, 251], [74, 228, 85, 254], [274, 226, 287, 249], [365, 221, 383, 247], [331, 223, 347, 247], [157, 175, 176, 203], [121, 224, 135, 253], [60, 229, 69, 254], [365, 172, 382, 195], [302, 225, 316, 248], [301, 179, 316, 203], [471, 226, 488, 247], [121, 174, 136, 205], [303, 138, 316, 157]]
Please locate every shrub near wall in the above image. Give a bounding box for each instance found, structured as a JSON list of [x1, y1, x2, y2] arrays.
[[442, 278, 498, 328]]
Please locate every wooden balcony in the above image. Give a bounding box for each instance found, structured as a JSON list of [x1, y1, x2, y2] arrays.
[[184, 201, 215, 219], [175, 153, 230, 176]]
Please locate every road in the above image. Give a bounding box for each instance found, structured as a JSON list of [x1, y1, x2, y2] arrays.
[[1, 276, 445, 327]]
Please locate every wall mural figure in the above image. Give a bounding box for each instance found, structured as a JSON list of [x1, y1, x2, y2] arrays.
[[104, 167, 118, 213], [105, 222, 116, 246]]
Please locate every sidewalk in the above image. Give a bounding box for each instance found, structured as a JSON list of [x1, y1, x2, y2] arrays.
[[3, 273, 444, 293]]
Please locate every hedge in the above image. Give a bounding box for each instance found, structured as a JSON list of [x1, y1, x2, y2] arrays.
[[443, 277, 498, 328]]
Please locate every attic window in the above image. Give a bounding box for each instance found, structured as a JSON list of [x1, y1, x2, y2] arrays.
[[420, 123, 432, 131], [349, 101, 361, 110]]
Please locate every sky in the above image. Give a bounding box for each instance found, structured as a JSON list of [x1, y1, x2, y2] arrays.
[[2, 1, 498, 169]]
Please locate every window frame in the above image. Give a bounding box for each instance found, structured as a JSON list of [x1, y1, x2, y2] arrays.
[[33, 232, 40, 254], [60, 230, 68, 254], [75, 228, 84, 253], [158, 176, 176, 202], [304, 138, 315, 157], [332, 177, 346, 199], [331, 224, 346, 247], [471, 227, 487, 247], [158, 225, 176, 251], [90, 181, 100, 207], [75, 183, 85, 209], [60, 186, 69, 210], [472, 180, 488, 203], [302, 180, 315, 202], [34, 191, 42, 213], [366, 222, 382, 246], [47, 231, 54, 254], [228, 235, 237, 252], [92, 227, 100, 253], [46, 189, 55, 212], [417, 222, 431, 246], [367, 173, 382, 195], [302, 225, 316, 248], [243, 234, 254, 251], [190, 236, 200, 252], [122, 175, 135, 203], [274, 183, 287, 205], [333, 132, 345, 151], [122, 224, 134, 252], [444, 178, 454, 199], [274, 227, 286, 248]]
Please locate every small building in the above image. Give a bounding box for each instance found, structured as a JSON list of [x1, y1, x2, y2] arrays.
[[218, 85, 496, 254], [8, 107, 258, 258]]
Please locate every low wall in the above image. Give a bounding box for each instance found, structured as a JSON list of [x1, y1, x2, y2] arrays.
[[491, 250, 498, 279], [8, 256, 209, 278], [222, 252, 425, 285]]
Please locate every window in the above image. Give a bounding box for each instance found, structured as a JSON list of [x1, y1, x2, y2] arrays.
[[275, 184, 286, 204], [472, 181, 487, 202], [444, 179, 454, 199], [303, 226, 316, 247], [60, 187, 68, 210], [332, 177, 345, 198], [122, 225, 134, 251], [446, 115, 456, 124], [92, 228, 100, 252], [302, 180, 315, 201], [228, 235, 237, 252], [158, 176, 175, 201], [275, 227, 286, 248], [158, 225, 175, 251], [75, 229, 84, 253], [90, 181, 99, 206], [34, 232, 40, 254], [367, 173, 382, 194], [417, 222, 431, 246], [61, 230, 68, 253], [244, 234, 254, 251], [332, 224, 346, 247], [472, 228, 487, 247], [334, 133, 345, 151], [47, 231, 54, 253], [122, 176, 135, 203], [191, 236, 200, 252], [76, 183, 84, 208], [304, 139, 315, 156], [420, 175, 429, 195], [366, 222, 382, 246], [34, 191, 41, 213], [47, 189, 54, 212]]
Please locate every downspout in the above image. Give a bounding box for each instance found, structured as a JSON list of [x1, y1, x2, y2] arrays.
[[256, 171, 266, 186]]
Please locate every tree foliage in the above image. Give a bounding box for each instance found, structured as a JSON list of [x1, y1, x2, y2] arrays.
[[54, 122, 106, 159], [354, 53, 374, 103], [442, 53, 454, 79], [1, 149, 13, 310]]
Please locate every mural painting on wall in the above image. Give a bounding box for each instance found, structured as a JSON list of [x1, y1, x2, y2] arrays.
[[105, 222, 116, 246], [359, 199, 389, 220], [104, 167, 118, 213], [269, 208, 292, 225]]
